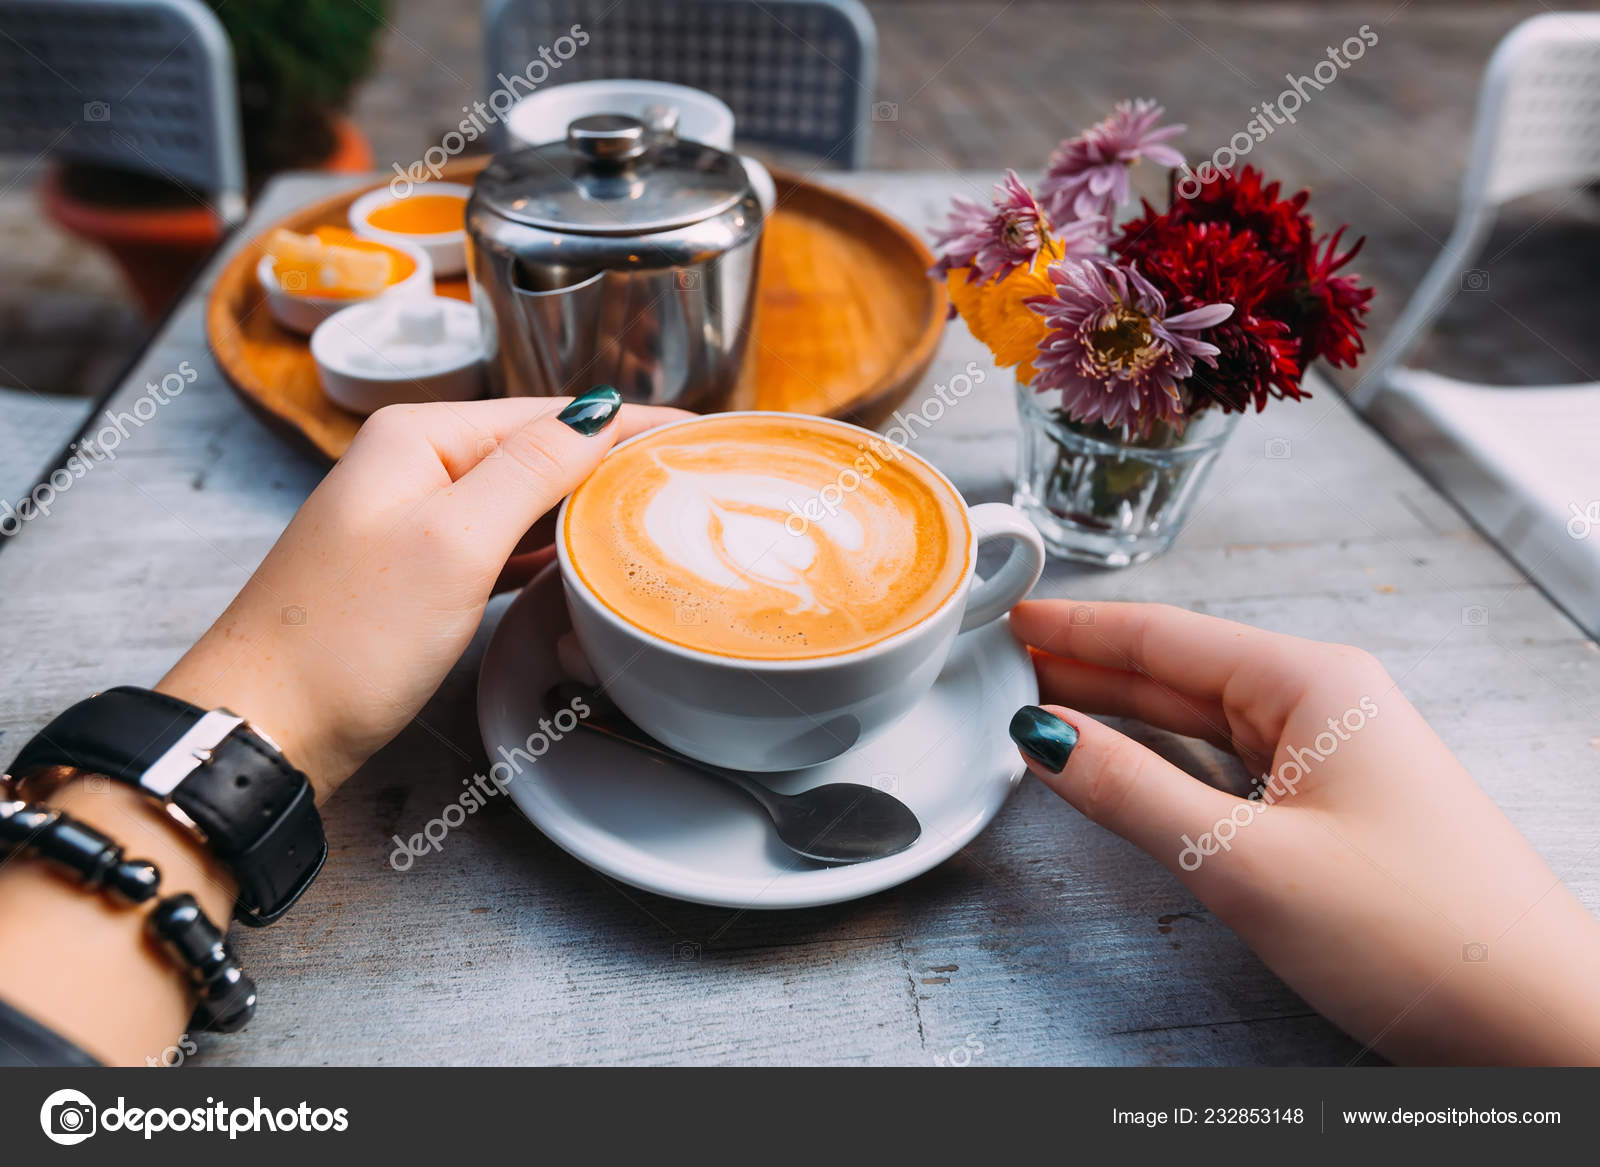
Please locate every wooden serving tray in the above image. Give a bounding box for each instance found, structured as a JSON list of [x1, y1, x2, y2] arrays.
[[206, 158, 947, 463]]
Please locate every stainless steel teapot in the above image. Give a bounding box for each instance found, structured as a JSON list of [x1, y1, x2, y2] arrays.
[[465, 113, 765, 410]]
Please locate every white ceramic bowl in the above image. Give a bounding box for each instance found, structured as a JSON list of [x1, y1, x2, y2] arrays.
[[258, 236, 433, 335], [348, 182, 471, 278], [505, 78, 736, 150], [310, 295, 484, 416]]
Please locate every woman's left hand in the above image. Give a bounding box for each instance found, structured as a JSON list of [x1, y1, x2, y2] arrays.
[[158, 394, 687, 798]]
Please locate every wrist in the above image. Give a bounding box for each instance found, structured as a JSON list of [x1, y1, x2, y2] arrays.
[[157, 642, 338, 802], [10, 685, 330, 930]]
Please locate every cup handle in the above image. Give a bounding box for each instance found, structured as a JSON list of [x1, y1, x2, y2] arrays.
[[960, 503, 1046, 633]]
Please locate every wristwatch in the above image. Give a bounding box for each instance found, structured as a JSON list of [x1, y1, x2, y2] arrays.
[[3, 687, 326, 926]]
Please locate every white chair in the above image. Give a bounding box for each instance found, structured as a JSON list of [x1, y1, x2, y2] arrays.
[[1348, 12, 1600, 638]]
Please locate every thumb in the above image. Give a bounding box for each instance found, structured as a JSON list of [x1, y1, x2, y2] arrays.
[[1009, 704, 1243, 875], [441, 386, 627, 555]]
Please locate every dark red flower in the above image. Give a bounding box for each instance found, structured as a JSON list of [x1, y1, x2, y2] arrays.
[[1164, 164, 1314, 268], [1290, 226, 1375, 369], [1114, 216, 1303, 411], [1187, 315, 1304, 412], [1117, 212, 1281, 310], [1121, 164, 1374, 390]]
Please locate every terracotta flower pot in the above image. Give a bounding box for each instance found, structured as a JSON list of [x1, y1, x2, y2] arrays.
[[40, 116, 376, 319]]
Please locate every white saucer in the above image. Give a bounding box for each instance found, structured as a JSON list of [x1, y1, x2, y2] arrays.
[[476, 565, 1038, 909]]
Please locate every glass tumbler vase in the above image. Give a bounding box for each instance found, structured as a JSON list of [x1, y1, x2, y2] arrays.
[[1013, 379, 1239, 567]]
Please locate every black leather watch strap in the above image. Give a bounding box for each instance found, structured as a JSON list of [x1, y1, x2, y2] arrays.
[[7, 687, 326, 926]]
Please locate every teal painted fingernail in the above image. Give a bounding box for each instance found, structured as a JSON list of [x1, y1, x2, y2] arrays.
[[1009, 705, 1078, 773], [557, 385, 622, 435]]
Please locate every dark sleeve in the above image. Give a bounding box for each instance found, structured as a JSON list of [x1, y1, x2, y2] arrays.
[[0, 996, 102, 1067]]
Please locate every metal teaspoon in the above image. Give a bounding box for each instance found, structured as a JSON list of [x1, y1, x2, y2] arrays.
[[546, 684, 922, 865]]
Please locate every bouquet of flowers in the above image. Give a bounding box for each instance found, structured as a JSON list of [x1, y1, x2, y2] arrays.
[[930, 100, 1374, 564], [931, 99, 1374, 443]]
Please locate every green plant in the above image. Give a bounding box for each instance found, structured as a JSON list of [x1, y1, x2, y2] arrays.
[[212, 0, 388, 186]]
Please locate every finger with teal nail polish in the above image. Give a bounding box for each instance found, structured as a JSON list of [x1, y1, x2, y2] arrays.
[[557, 385, 623, 435], [1009, 705, 1078, 773]]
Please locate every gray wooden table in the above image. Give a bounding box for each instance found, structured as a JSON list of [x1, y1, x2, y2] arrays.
[[3, 172, 1597, 1067]]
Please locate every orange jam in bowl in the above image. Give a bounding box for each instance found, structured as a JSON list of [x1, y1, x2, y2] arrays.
[[364, 193, 467, 237]]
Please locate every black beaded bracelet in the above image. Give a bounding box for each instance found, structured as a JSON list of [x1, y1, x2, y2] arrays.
[[0, 798, 161, 904], [148, 894, 258, 1033], [0, 798, 257, 1033]]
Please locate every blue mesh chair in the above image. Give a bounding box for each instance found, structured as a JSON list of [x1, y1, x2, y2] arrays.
[[0, 0, 246, 224], [483, 0, 877, 168]]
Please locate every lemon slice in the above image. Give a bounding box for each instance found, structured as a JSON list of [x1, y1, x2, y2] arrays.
[[268, 228, 395, 297]]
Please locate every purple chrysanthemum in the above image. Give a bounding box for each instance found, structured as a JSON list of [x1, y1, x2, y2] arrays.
[[932, 169, 1052, 285], [1026, 257, 1233, 436], [1053, 213, 1111, 262], [1040, 99, 1186, 225]]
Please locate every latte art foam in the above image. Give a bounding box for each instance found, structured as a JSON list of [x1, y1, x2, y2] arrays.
[[564, 415, 971, 659]]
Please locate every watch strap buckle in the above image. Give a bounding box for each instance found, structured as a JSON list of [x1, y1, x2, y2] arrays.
[[139, 710, 245, 798]]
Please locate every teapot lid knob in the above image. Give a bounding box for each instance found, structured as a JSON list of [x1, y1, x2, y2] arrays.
[[640, 103, 680, 143], [566, 114, 648, 166]]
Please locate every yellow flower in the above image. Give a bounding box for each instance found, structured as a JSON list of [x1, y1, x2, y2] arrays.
[[945, 248, 1058, 386]]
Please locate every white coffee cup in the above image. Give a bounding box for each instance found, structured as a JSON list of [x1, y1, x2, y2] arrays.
[[556, 412, 1046, 772]]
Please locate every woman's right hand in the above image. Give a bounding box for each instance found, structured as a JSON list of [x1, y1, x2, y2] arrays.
[[1006, 599, 1600, 1065]]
